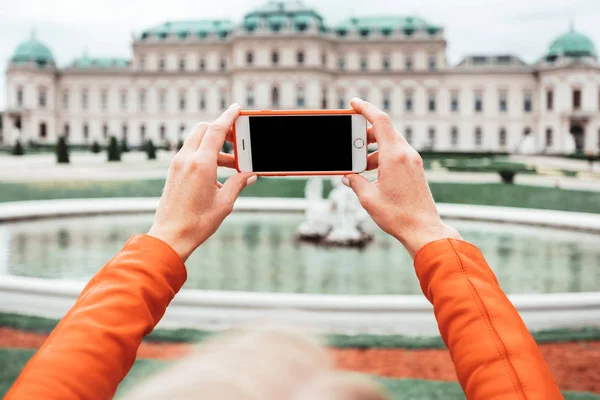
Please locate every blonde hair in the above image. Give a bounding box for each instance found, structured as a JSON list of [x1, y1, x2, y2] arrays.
[[125, 326, 388, 400]]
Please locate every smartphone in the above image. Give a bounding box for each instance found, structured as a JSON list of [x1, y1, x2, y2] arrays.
[[233, 110, 367, 175]]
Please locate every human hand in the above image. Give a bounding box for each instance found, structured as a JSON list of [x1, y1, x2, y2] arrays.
[[343, 98, 461, 258], [148, 104, 257, 261]]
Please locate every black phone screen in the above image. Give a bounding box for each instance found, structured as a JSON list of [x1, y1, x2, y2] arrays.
[[248, 115, 353, 172]]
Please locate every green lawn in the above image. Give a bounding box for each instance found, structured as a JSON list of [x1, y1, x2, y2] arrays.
[[0, 348, 597, 399], [1, 179, 600, 213]]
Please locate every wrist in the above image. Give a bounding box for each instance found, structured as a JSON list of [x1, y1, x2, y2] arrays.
[[147, 225, 195, 262], [396, 220, 461, 259]]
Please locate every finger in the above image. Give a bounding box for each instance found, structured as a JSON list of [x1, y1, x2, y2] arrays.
[[198, 104, 241, 161], [366, 150, 379, 171], [350, 98, 398, 147], [218, 152, 237, 169], [226, 127, 234, 144], [215, 181, 224, 189], [219, 173, 257, 205], [342, 174, 377, 205], [367, 127, 376, 144], [180, 122, 209, 153]]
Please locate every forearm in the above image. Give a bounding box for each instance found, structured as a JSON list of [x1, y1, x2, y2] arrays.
[[5, 235, 186, 400], [414, 238, 562, 400]]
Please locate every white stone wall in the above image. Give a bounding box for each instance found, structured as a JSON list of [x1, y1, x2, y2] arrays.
[[3, 34, 600, 154]]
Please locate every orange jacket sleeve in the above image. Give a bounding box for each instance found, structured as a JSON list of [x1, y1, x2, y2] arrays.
[[5, 234, 187, 400], [414, 238, 562, 400]]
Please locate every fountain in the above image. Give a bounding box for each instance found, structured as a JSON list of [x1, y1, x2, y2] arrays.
[[296, 177, 374, 247]]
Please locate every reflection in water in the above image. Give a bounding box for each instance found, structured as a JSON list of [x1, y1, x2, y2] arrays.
[[2, 213, 600, 295]]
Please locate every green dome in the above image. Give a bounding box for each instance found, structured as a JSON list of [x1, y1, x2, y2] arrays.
[[243, 1, 324, 32], [546, 28, 597, 60], [11, 32, 55, 67]]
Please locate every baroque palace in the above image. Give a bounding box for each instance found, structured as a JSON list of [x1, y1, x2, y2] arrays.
[[2, 0, 600, 153]]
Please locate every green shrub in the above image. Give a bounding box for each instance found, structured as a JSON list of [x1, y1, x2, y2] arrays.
[[56, 136, 69, 164], [146, 139, 157, 160], [12, 139, 25, 156], [107, 136, 121, 162], [90, 140, 101, 153]]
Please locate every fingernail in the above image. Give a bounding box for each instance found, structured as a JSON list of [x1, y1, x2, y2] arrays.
[[342, 176, 350, 187], [246, 174, 257, 186], [229, 103, 240, 109], [351, 97, 362, 104]]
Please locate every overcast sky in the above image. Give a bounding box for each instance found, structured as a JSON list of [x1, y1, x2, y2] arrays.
[[1, 0, 599, 109]]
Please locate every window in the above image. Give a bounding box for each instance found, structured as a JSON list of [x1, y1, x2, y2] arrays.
[[39, 122, 47, 138], [474, 92, 483, 113], [499, 128, 507, 147], [338, 93, 345, 109], [546, 89, 554, 111], [122, 123, 128, 140], [139, 89, 146, 111], [102, 124, 108, 139], [272, 51, 279, 66], [405, 91, 413, 112], [382, 55, 390, 71], [499, 91, 507, 113], [546, 128, 553, 147], [63, 123, 70, 138], [573, 89, 582, 110], [179, 90, 186, 111], [428, 55, 436, 71], [39, 87, 47, 108], [271, 86, 280, 108], [120, 90, 127, 110], [139, 56, 146, 71], [83, 123, 89, 140], [321, 89, 327, 109], [220, 58, 227, 72], [82, 89, 89, 110], [523, 127, 531, 136], [338, 57, 345, 71], [296, 86, 305, 108], [179, 58, 186, 72], [246, 51, 254, 66], [140, 124, 146, 141], [451, 126, 458, 147], [383, 92, 391, 112], [199, 59, 206, 71], [598, 129, 600, 151], [101, 89, 108, 111], [524, 92, 533, 113], [246, 85, 255, 108], [220, 92, 227, 110], [404, 127, 412, 144], [428, 92, 436, 112], [180, 124, 186, 135], [159, 90, 167, 111], [159, 124, 166, 140], [321, 52, 327, 67], [297, 50, 305, 65], [62, 90, 69, 110], [199, 91, 206, 110], [450, 92, 459, 112], [428, 127, 435, 148], [405, 55, 413, 71], [360, 55, 368, 71], [16, 87, 23, 107], [158, 58, 166, 71], [475, 127, 482, 147]]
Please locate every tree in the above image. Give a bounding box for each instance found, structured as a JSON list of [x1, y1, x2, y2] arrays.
[[146, 139, 157, 160], [107, 136, 121, 162], [91, 140, 101, 153], [56, 136, 70, 164], [12, 139, 25, 156], [120, 137, 129, 153]]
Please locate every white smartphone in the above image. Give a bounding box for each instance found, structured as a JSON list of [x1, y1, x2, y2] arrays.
[[233, 110, 368, 175]]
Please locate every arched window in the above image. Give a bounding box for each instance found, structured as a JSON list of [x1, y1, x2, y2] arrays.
[[382, 91, 391, 112], [122, 123, 128, 140], [271, 86, 280, 108], [246, 51, 254, 66], [63, 123, 70, 138], [475, 127, 483, 148], [545, 128, 553, 147], [428, 127, 436, 148], [140, 124, 146, 141], [159, 90, 167, 111], [159, 124, 166, 140], [179, 58, 186, 72], [499, 128, 507, 147], [16, 86, 24, 107], [451, 126, 458, 147], [180, 124, 186, 135], [337, 92, 345, 109], [404, 127, 412, 144], [297, 50, 305, 65], [102, 124, 108, 139], [179, 90, 186, 111], [38, 87, 47, 108], [246, 85, 254, 108], [272, 51, 279, 66], [296, 86, 305, 108], [83, 123, 89, 141]]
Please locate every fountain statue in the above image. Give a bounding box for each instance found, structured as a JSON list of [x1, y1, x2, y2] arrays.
[[297, 177, 375, 247]]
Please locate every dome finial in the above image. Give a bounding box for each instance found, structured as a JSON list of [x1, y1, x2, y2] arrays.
[[569, 17, 575, 32], [31, 28, 37, 40]]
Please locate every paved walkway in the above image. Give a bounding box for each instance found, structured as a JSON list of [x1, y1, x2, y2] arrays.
[[1, 152, 600, 192]]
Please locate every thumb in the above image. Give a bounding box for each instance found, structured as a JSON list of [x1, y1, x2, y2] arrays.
[[342, 174, 374, 198], [220, 173, 257, 205]]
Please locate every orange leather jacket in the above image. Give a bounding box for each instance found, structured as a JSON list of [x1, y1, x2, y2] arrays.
[[5, 235, 562, 399]]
